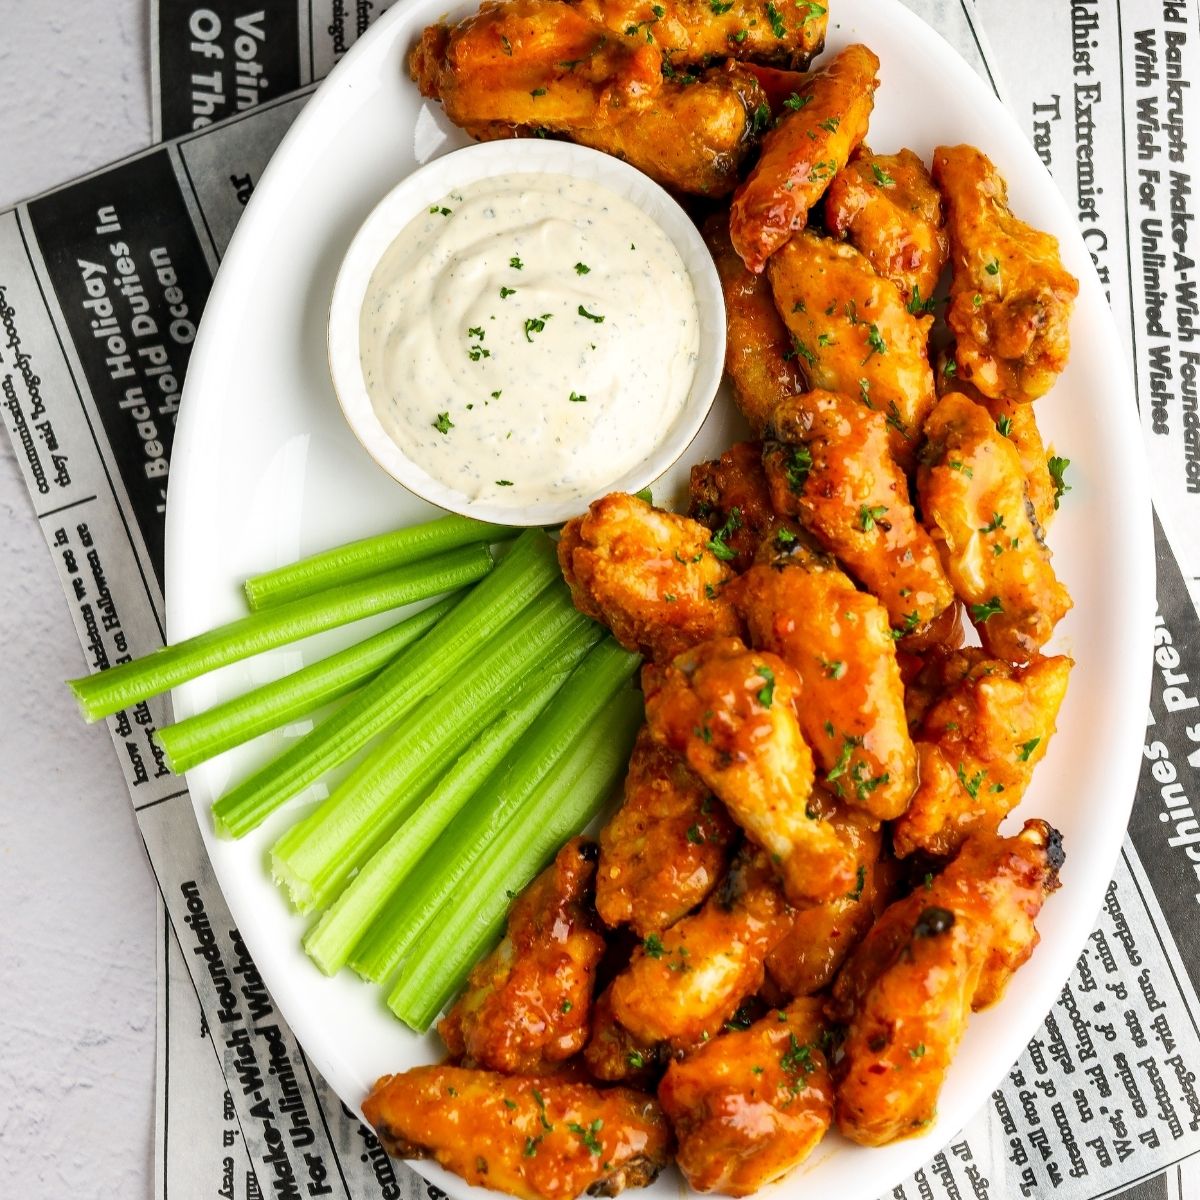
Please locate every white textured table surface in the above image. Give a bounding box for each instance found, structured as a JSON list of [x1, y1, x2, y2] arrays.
[[1, 2, 157, 1194]]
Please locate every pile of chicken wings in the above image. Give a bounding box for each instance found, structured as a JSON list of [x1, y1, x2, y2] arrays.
[[365, 2, 1081, 1196]]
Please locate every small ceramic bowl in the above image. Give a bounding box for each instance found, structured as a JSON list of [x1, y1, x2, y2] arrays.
[[327, 139, 726, 526]]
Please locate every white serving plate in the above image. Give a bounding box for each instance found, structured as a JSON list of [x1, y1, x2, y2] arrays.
[[165, 2, 1155, 1197]]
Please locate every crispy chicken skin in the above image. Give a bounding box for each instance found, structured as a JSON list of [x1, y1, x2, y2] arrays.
[[410, 1, 766, 195], [729, 545, 917, 821], [558, 493, 742, 661], [363, 1066, 672, 1200], [573, 0, 827, 69], [440, 840, 605, 1073], [704, 216, 804, 435], [730, 44, 880, 273], [891, 649, 1072, 858], [825, 146, 949, 307], [766, 794, 892, 997], [689, 441, 783, 573], [933, 144, 1079, 402], [917, 392, 1072, 662], [768, 230, 937, 468], [830, 820, 1063, 1145], [644, 638, 857, 904], [597, 727, 738, 937], [608, 845, 793, 1047], [762, 390, 954, 631], [658, 998, 834, 1195]]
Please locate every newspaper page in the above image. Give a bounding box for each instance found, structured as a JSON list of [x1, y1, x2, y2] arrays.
[[0, 0, 1191, 1197]]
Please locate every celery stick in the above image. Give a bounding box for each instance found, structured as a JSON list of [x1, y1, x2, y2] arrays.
[[303, 669, 567, 975], [349, 638, 641, 983], [244, 514, 518, 610], [211, 530, 561, 838], [156, 597, 458, 774], [270, 597, 600, 913], [387, 687, 643, 1031], [67, 545, 491, 724]]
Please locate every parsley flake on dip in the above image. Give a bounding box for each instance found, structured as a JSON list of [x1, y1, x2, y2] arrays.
[[357, 172, 701, 508]]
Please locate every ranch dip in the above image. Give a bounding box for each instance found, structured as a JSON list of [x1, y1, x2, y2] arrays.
[[358, 172, 700, 506]]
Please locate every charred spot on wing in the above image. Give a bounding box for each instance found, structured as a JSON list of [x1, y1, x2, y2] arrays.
[[577, 839, 601, 864], [912, 905, 956, 938], [1044, 825, 1066, 873]]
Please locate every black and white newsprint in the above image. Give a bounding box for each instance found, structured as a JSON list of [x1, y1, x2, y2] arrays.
[[0, 1, 1195, 1197]]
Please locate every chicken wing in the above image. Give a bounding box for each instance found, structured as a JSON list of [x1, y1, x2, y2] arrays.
[[584, 984, 667, 1083], [363, 1066, 672, 1200], [704, 215, 804, 435], [440, 839, 605, 1073], [729, 544, 917, 821], [768, 229, 937, 468], [824, 146, 949, 308], [830, 819, 1063, 1146], [765, 793, 893, 997], [730, 44, 880, 272], [917, 391, 1072, 661], [761, 390, 954, 631], [574, 0, 827, 69], [644, 638, 856, 903], [689, 441, 784, 573], [658, 998, 834, 1195], [608, 844, 793, 1046], [890, 649, 1072, 858], [933, 144, 1079, 402], [559, 493, 742, 661], [597, 727, 738, 936]]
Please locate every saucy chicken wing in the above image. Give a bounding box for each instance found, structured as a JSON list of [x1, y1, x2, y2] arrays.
[[729, 544, 917, 821], [608, 845, 793, 1046], [824, 146, 949, 308], [917, 391, 1072, 661], [597, 727, 738, 936], [644, 638, 856, 903], [689, 441, 784, 572], [768, 230, 937, 468], [762, 390, 954, 632], [933, 144, 1079, 402], [559, 493, 742, 661], [440, 839, 605, 1073], [363, 1066, 672, 1200], [574, 0, 827, 69], [766, 793, 892, 997], [704, 216, 804, 435], [890, 649, 1072, 858], [658, 998, 834, 1195], [830, 820, 1063, 1145], [585, 984, 667, 1083], [731, 44, 880, 272]]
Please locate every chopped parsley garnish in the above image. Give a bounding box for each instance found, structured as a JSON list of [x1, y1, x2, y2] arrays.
[[775, 527, 798, 550], [531, 1088, 554, 1131], [886, 401, 909, 437], [729, 28, 749, 43], [1048, 456, 1071, 508], [752, 101, 772, 133], [906, 285, 936, 316], [711, 0, 735, 11], [923, 872, 934, 891], [780, 1034, 815, 1086], [706, 506, 742, 561], [569, 391, 587, 403], [783, 92, 813, 111], [858, 503, 888, 532], [644, 933, 665, 958], [499, 286, 516, 299], [1017, 737, 1041, 762], [819, 116, 841, 133], [957, 763, 986, 798], [757, 664, 776, 708], [826, 737, 856, 780], [765, 1, 787, 37], [821, 657, 846, 679], [996, 413, 1013, 437], [524, 1137, 540, 1158], [429, 205, 452, 216], [496, 479, 514, 487], [985, 257, 1001, 275], [973, 292, 984, 307], [627, 1050, 646, 1069], [871, 162, 895, 187], [852, 762, 889, 802], [817, 332, 835, 347], [432, 412, 454, 435], [808, 159, 836, 181], [574, 261, 591, 275], [863, 323, 887, 363], [980, 512, 1005, 533], [969, 596, 1003, 622], [578, 304, 605, 323], [847, 864, 866, 901], [510, 255, 524, 270], [530, 87, 547, 97], [523, 313, 552, 341], [686, 823, 705, 845], [784, 446, 812, 492], [504, 1098, 517, 1109], [799, 0, 827, 18], [561, 1000, 573, 1013], [910, 1043, 927, 1059], [468, 326, 485, 340], [791, 337, 817, 365], [948, 459, 974, 478], [501, 34, 513, 55], [943, 358, 958, 379], [491, 389, 502, 399], [568, 1120, 605, 1156], [859, 378, 872, 407]]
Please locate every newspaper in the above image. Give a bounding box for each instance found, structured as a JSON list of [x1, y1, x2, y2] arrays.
[[0, 0, 1195, 1196]]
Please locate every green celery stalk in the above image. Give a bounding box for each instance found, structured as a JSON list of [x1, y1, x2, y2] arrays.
[[387, 685, 643, 1031], [244, 514, 519, 610], [302, 669, 567, 976], [156, 596, 458, 773], [67, 544, 492, 723], [210, 529, 561, 838], [270, 596, 600, 913], [349, 638, 641, 984]]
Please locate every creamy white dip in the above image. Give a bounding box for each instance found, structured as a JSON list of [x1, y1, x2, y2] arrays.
[[359, 172, 700, 507]]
